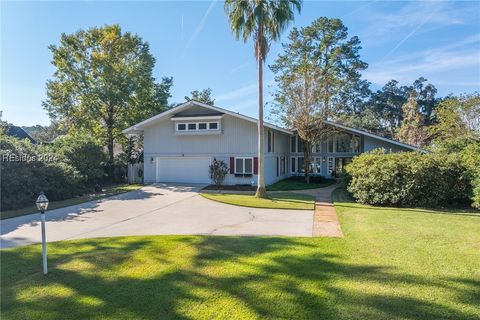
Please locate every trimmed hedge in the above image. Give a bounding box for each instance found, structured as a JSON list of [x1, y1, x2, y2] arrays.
[[346, 149, 472, 208]]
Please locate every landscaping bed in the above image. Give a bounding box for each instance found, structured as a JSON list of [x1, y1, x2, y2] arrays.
[[267, 176, 336, 191]]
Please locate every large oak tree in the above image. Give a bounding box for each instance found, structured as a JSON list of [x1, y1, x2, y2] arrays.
[[43, 25, 172, 173]]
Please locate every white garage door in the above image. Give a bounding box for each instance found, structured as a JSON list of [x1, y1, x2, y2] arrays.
[[156, 157, 211, 184]]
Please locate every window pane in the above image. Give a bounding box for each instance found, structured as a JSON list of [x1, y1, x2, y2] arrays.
[[177, 124, 186, 131], [209, 122, 218, 130], [268, 131, 272, 152], [280, 156, 285, 175], [328, 137, 334, 152], [351, 135, 360, 153], [244, 158, 252, 173], [199, 123, 207, 130], [235, 158, 243, 173], [291, 136, 296, 153], [188, 123, 196, 130], [314, 158, 321, 173], [298, 157, 304, 173], [336, 133, 351, 152], [291, 157, 296, 173], [297, 138, 304, 153]]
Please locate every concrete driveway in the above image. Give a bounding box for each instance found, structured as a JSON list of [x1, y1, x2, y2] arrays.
[[1, 184, 314, 248]]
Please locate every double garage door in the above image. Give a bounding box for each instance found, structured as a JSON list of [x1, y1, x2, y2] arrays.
[[156, 157, 211, 184]]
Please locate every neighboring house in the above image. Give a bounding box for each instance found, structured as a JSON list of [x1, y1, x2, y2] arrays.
[[5, 125, 36, 144], [123, 101, 417, 185]]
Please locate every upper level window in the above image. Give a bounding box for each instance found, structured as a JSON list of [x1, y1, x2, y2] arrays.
[[175, 121, 220, 132], [297, 137, 304, 153], [314, 143, 321, 153], [328, 137, 334, 153], [290, 136, 297, 153], [336, 133, 361, 153], [336, 133, 351, 152], [268, 131, 275, 153], [235, 157, 253, 174]]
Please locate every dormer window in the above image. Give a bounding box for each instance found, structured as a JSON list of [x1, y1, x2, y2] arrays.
[[177, 123, 186, 131], [209, 122, 218, 130], [199, 123, 207, 130], [188, 123, 197, 130]]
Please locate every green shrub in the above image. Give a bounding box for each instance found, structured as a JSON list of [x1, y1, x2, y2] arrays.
[[52, 133, 107, 184], [346, 149, 472, 208], [461, 142, 480, 209], [209, 158, 229, 186], [1, 135, 84, 211]]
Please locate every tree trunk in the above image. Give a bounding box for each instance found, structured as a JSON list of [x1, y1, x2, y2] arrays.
[[255, 55, 267, 198], [304, 140, 312, 184], [106, 107, 115, 180]]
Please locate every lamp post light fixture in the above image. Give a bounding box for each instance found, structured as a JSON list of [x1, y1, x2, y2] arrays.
[[36, 191, 49, 275]]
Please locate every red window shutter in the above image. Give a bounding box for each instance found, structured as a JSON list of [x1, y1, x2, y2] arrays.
[[230, 157, 235, 174], [254, 157, 258, 174]]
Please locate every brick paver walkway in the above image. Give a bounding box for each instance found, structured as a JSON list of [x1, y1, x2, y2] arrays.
[[293, 184, 343, 237]]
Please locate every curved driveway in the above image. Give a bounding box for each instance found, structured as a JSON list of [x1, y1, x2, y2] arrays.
[[1, 184, 314, 248]]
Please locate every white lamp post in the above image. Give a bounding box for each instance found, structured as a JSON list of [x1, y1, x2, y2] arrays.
[[36, 191, 49, 275]]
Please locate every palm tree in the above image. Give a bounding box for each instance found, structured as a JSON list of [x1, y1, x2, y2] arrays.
[[225, 0, 302, 198]]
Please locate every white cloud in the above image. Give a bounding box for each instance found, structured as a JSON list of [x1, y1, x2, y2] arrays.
[[364, 36, 480, 87], [229, 61, 250, 74], [358, 1, 477, 45], [216, 80, 275, 103], [181, 0, 218, 58]]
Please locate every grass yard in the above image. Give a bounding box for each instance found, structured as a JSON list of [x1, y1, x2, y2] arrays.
[[267, 176, 335, 191], [200, 192, 315, 210], [1, 188, 479, 320], [1, 184, 143, 220]]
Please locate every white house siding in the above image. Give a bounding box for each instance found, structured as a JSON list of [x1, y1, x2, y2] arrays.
[[142, 114, 290, 185]]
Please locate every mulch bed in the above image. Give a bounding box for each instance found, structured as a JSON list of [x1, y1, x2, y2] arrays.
[[202, 184, 257, 191]]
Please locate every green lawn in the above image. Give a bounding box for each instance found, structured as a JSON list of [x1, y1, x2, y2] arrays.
[[200, 192, 315, 210], [1, 184, 143, 220], [1, 188, 479, 320], [267, 176, 335, 191]]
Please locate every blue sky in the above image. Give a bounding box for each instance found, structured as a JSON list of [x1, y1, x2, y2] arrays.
[[1, 0, 479, 126]]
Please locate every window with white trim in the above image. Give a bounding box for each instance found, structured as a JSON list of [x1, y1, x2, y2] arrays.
[[290, 156, 305, 173], [328, 157, 335, 175], [268, 130, 275, 153], [280, 156, 286, 175], [312, 157, 322, 174], [235, 157, 253, 174], [175, 121, 220, 132], [290, 136, 297, 153]]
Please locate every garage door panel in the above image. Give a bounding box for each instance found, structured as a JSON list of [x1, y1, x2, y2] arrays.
[[156, 157, 211, 184]]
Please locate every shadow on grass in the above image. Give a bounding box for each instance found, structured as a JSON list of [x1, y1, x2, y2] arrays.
[[1, 236, 478, 319]]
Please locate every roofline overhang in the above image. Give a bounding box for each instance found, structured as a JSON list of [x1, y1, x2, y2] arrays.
[[122, 101, 293, 135]]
